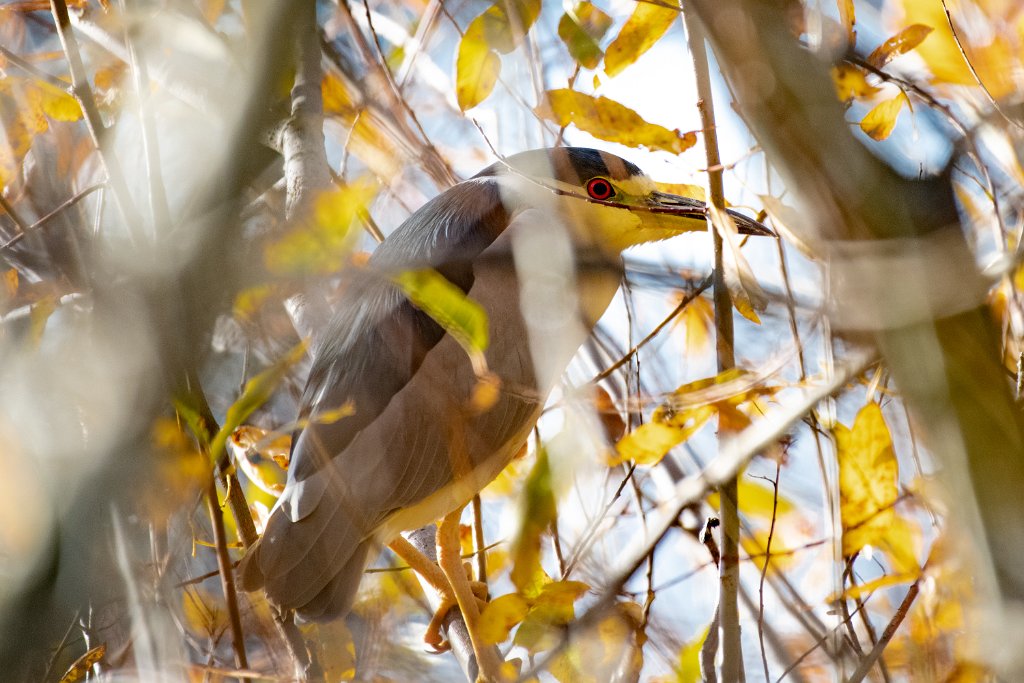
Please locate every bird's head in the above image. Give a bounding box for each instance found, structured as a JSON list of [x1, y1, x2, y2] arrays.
[[476, 147, 772, 255]]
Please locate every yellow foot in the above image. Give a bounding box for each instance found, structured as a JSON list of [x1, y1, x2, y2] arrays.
[[423, 567, 489, 653]]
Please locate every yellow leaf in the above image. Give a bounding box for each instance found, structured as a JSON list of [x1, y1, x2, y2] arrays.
[[613, 409, 712, 465], [837, 0, 856, 45], [35, 80, 81, 121], [707, 202, 767, 323], [455, 35, 500, 111], [860, 91, 907, 141], [2, 268, 18, 299], [831, 64, 880, 102], [208, 341, 308, 467], [676, 293, 713, 353], [466, 0, 541, 55], [311, 620, 357, 681], [264, 180, 376, 274], [675, 626, 709, 683], [511, 448, 556, 597], [395, 268, 489, 357], [59, 644, 105, 683], [537, 89, 696, 154], [706, 478, 794, 519], [557, 2, 613, 70], [867, 23, 933, 68], [741, 530, 794, 574], [479, 593, 531, 644], [28, 294, 56, 348], [321, 71, 354, 116], [837, 572, 918, 601], [514, 581, 589, 653], [182, 587, 227, 637], [835, 402, 899, 558], [604, 2, 677, 77]]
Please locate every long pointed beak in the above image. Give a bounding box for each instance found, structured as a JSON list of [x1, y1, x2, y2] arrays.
[[648, 191, 775, 237]]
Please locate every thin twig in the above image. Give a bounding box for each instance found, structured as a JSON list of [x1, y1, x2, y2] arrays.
[[49, 0, 143, 242], [846, 580, 921, 683], [592, 276, 713, 383], [757, 463, 782, 682], [685, 9, 743, 681], [0, 183, 105, 251], [0, 44, 71, 88], [205, 477, 248, 670]]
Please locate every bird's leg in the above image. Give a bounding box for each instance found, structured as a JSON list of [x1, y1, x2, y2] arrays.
[[387, 533, 488, 653], [437, 510, 506, 682]]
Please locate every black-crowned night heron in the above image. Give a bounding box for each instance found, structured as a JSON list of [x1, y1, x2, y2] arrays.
[[238, 147, 769, 672]]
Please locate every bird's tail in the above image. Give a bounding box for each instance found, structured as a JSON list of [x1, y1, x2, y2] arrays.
[[237, 503, 373, 621]]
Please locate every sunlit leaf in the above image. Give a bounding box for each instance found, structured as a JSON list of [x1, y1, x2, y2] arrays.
[[741, 530, 795, 574], [34, 80, 81, 121], [455, 0, 541, 109], [59, 644, 105, 683], [455, 35, 501, 111], [674, 626, 709, 683], [514, 580, 589, 652], [614, 368, 773, 465], [510, 448, 556, 598], [837, 572, 917, 601], [264, 180, 376, 274], [706, 478, 794, 519], [557, 2, 613, 70], [860, 91, 908, 141], [182, 587, 227, 638], [479, 592, 531, 645], [831, 64, 880, 103], [836, 402, 899, 558], [321, 71, 355, 116], [604, 2, 677, 77], [395, 268, 490, 364], [674, 291, 713, 353], [837, 0, 855, 45], [28, 294, 56, 347], [2, 268, 18, 300], [867, 24, 933, 69], [537, 89, 696, 154]]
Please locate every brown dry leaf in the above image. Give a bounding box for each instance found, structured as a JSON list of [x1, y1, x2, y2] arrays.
[[867, 23, 933, 69], [537, 89, 696, 154], [860, 91, 908, 141], [59, 644, 105, 683], [557, 2, 612, 70], [831, 63, 880, 103], [835, 402, 899, 558], [604, 1, 677, 77], [592, 385, 626, 443]]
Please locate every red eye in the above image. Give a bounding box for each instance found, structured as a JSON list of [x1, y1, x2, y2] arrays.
[[586, 177, 614, 200]]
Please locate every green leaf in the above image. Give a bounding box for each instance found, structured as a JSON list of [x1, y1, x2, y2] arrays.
[[604, 1, 677, 77]]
